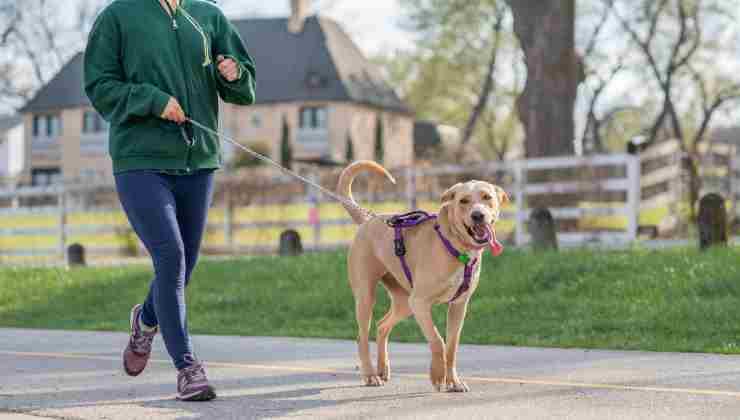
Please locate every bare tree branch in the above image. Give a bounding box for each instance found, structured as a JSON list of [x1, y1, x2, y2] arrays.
[[455, 4, 507, 159], [583, 0, 614, 61]]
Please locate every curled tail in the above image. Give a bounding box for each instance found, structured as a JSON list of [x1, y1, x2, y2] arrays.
[[337, 160, 396, 225]]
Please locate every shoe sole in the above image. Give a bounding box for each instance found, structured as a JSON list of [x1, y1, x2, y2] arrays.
[[177, 386, 217, 402]]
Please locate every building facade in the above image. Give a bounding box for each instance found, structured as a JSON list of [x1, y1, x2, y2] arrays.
[[19, 2, 414, 185]]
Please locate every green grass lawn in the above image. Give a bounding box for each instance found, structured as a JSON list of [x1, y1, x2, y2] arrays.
[[1, 247, 739, 354]]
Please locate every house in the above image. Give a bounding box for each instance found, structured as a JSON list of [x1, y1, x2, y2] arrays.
[[18, 0, 414, 185], [0, 115, 25, 186]]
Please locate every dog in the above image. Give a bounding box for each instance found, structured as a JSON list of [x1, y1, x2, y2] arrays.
[[337, 160, 508, 392]]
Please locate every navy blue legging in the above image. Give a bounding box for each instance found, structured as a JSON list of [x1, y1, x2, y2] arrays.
[[115, 170, 215, 370]]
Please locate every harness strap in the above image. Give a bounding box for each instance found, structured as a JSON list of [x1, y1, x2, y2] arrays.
[[395, 226, 414, 287], [434, 224, 477, 303], [390, 211, 478, 303]]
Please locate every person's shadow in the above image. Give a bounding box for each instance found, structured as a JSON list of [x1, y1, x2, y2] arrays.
[[8, 370, 431, 420]]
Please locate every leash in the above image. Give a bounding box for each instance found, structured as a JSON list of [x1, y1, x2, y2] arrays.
[[187, 118, 376, 219]]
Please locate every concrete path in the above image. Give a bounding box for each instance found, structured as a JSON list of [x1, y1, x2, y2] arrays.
[[2, 328, 740, 419]]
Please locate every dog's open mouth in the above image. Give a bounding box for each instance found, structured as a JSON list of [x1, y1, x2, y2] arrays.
[[466, 223, 491, 245]]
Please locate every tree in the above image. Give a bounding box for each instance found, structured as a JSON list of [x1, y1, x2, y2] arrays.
[[280, 116, 292, 170], [385, 0, 523, 161], [577, 0, 628, 154], [345, 132, 354, 163], [455, 2, 508, 158], [374, 116, 384, 163], [611, 0, 740, 216], [506, 0, 582, 158], [0, 0, 107, 111]]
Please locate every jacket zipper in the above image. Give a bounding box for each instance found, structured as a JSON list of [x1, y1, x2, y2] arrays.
[[159, 0, 195, 173]]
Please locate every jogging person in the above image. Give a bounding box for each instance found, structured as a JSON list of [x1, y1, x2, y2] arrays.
[[84, 0, 255, 401]]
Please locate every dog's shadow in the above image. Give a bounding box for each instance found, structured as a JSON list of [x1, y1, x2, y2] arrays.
[[141, 382, 432, 420]]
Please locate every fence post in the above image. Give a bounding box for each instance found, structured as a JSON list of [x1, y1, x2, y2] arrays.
[[514, 160, 527, 247], [310, 172, 321, 250], [405, 166, 417, 210], [58, 186, 68, 262], [626, 155, 640, 242], [224, 186, 234, 254]]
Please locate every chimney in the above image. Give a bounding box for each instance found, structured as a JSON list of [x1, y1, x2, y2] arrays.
[[288, 0, 309, 34]]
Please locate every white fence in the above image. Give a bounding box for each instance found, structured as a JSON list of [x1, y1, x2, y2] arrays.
[[0, 151, 685, 263]]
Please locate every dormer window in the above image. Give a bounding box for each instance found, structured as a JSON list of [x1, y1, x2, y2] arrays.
[[305, 71, 328, 89]]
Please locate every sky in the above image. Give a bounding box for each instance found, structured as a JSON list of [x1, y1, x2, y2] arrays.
[[221, 0, 415, 55]]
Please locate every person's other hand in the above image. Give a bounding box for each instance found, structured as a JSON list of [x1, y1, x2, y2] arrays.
[[161, 97, 186, 124], [217, 55, 240, 82]]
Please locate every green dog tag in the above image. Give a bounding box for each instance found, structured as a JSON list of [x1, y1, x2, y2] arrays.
[[458, 254, 470, 264]]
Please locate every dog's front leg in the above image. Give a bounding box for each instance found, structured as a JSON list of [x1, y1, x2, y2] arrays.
[[445, 298, 470, 392], [410, 297, 446, 391]]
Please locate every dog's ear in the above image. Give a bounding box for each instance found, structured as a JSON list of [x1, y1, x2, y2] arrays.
[[493, 185, 509, 205], [441, 183, 463, 203]]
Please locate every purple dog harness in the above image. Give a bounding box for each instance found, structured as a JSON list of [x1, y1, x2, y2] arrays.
[[387, 211, 479, 303]]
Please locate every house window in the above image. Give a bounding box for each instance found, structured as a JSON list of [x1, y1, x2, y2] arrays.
[[82, 111, 108, 134], [299, 106, 328, 130], [46, 115, 60, 137], [32, 114, 61, 138], [32, 115, 41, 137], [31, 168, 62, 186]]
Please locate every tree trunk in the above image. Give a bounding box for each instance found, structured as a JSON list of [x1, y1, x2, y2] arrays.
[[507, 0, 581, 158]]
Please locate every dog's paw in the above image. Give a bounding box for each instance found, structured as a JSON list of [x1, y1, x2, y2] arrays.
[[430, 354, 447, 392], [378, 362, 391, 382], [363, 375, 385, 387], [446, 379, 470, 393]]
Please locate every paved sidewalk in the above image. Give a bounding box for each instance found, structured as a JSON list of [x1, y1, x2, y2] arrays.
[[2, 328, 740, 419]]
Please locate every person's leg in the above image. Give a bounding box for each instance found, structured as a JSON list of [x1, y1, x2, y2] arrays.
[[115, 171, 193, 370], [140, 169, 213, 328], [175, 170, 216, 286]]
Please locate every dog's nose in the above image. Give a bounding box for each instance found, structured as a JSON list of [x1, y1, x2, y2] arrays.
[[471, 211, 485, 223]]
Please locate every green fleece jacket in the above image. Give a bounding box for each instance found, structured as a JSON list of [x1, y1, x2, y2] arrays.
[[84, 0, 256, 174]]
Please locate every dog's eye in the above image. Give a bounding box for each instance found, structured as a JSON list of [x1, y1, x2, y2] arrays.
[[459, 198, 471, 205], [482, 194, 493, 201]]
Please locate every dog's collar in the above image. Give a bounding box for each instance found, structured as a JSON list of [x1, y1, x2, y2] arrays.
[[433, 224, 477, 264]]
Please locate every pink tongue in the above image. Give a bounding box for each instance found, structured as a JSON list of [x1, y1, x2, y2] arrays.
[[486, 225, 504, 256]]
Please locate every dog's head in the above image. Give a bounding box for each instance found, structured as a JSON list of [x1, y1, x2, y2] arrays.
[[441, 180, 509, 246]]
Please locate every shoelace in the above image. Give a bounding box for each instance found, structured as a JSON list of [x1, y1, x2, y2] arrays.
[[131, 330, 155, 353], [181, 365, 207, 386]]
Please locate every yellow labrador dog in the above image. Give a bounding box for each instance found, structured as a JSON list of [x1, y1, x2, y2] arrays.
[[337, 160, 507, 392]]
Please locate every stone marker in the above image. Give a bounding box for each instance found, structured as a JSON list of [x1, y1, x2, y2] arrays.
[[529, 207, 558, 251], [698, 193, 727, 250], [67, 243, 86, 267], [279, 229, 303, 256]]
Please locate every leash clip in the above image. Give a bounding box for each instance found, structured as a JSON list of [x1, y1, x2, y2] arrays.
[[180, 123, 195, 148]]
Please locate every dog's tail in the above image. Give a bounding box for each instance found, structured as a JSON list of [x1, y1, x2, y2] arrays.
[[337, 160, 396, 225]]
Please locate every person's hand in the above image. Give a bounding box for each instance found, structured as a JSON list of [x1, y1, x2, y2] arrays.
[[161, 97, 186, 124], [217, 55, 240, 82]]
